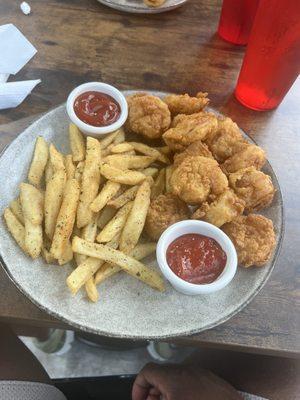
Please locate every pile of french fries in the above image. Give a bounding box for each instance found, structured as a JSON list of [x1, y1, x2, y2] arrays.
[[3, 124, 172, 302]]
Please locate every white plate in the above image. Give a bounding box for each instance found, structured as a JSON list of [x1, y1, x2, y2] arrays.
[[97, 0, 189, 14], [0, 91, 283, 339]]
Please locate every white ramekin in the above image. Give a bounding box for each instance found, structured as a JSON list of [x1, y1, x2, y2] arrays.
[[156, 220, 237, 295], [66, 82, 128, 137]]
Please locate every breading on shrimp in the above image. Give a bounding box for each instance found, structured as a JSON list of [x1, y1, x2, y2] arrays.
[[170, 155, 228, 204], [163, 111, 218, 151], [222, 214, 276, 267], [173, 140, 213, 166], [164, 92, 209, 116], [192, 189, 245, 227], [145, 193, 190, 240], [125, 93, 171, 139], [205, 117, 245, 162], [229, 167, 275, 212], [221, 142, 266, 174]]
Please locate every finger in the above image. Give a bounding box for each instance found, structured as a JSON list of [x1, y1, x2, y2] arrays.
[[149, 387, 161, 396], [132, 374, 151, 400], [146, 395, 160, 400]]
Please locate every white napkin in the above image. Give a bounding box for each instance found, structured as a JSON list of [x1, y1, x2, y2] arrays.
[[0, 23, 40, 110]]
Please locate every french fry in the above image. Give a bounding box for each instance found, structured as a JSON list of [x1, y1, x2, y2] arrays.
[[129, 142, 170, 164], [113, 128, 125, 144], [90, 181, 121, 213], [67, 235, 120, 294], [41, 245, 56, 264], [69, 123, 85, 162], [95, 242, 157, 285], [77, 137, 101, 228], [49, 144, 65, 172], [74, 161, 85, 182], [140, 167, 159, 178], [101, 144, 114, 157], [9, 198, 24, 224], [3, 208, 27, 253], [108, 186, 138, 209], [97, 206, 117, 229], [45, 159, 53, 183], [151, 168, 165, 199], [58, 240, 73, 265], [96, 201, 133, 243], [110, 143, 134, 153], [99, 130, 120, 149], [50, 179, 80, 259], [101, 164, 146, 185], [72, 236, 165, 291], [28, 137, 49, 187], [65, 155, 76, 180], [44, 169, 66, 239], [165, 165, 173, 193], [105, 155, 155, 170], [20, 183, 44, 258], [85, 278, 99, 302], [120, 180, 151, 253], [74, 216, 98, 266]]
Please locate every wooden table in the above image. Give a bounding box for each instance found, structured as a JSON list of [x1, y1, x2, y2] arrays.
[[0, 0, 299, 358]]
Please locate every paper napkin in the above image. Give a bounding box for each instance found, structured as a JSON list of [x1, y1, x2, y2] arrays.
[[0, 80, 41, 110]]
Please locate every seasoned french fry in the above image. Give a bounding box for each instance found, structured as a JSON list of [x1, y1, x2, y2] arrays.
[[110, 143, 134, 153], [105, 155, 155, 170], [58, 240, 73, 265], [90, 181, 121, 213], [165, 165, 173, 193], [108, 186, 138, 209], [77, 137, 101, 228], [20, 183, 44, 258], [28, 136, 49, 187], [3, 208, 27, 253], [112, 128, 125, 145], [101, 164, 146, 185], [74, 161, 85, 182], [65, 155, 76, 180], [72, 236, 165, 291], [49, 144, 65, 172], [44, 169, 66, 240], [101, 144, 114, 157], [129, 142, 170, 164], [45, 159, 53, 183], [85, 278, 99, 302], [99, 130, 120, 149], [96, 201, 133, 243], [151, 168, 165, 199], [120, 180, 151, 253], [67, 235, 120, 294], [9, 198, 24, 224], [140, 167, 159, 178], [97, 206, 117, 229], [41, 245, 56, 264], [51, 179, 80, 259], [95, 242, 157, 285], [69, 123, 85, 162]]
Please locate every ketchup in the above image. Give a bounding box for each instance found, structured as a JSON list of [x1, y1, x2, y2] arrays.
[[74, 91, 121, 127], [166, 233, 227, 284]]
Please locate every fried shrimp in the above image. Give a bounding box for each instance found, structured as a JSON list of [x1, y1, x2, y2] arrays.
[[164, 92, 209, 116]]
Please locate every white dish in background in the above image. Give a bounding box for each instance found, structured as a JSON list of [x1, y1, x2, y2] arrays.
[[97, 0, 189, 14], [157, 220, 237, 295], [0, 90, 283, 339], [66, 82, 128, 137]]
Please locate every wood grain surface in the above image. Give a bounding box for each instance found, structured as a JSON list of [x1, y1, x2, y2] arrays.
[[0, 0, 299, 356]]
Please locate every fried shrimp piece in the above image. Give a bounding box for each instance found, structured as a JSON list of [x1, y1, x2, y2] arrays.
[[144, 0, 166, 7], [125, 93, 171, 139], [229, 167, 275, 212], [173, 140, 214, 166], [145, 193, 190, 240], [222, 214, 276, 267], [205, 117, 245, 162], [164, 92, 209, 116], [163, 112, 218, 151], [170, 156, 228, 204], [221, 142, 266, 174], [192, 189, 245, 227]]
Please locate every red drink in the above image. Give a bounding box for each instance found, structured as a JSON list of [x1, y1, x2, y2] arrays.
[[218, 0, 260, 45], [235, 0, 300, 111]]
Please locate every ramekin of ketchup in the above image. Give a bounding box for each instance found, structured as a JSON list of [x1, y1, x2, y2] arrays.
[[66, 82, 128, 137], [156, 220, 237, 295]]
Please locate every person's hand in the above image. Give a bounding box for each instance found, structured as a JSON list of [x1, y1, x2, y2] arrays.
[[132, 362, 242, 400]]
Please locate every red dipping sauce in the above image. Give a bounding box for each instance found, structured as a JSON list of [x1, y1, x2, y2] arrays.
[[166, 233, 227, 284], [74, 91, 121, 127]]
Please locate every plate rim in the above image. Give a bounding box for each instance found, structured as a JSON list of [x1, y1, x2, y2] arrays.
[[97, 0, 189, 14], [0, 98, 284, 339]]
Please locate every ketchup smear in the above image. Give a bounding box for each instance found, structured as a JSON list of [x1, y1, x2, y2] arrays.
[[166, 233, 227, 284], [74, 91, 121, 127]]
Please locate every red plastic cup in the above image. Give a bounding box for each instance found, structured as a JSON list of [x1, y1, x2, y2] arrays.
[[218, 0, 260, 45], [235, 0, 300, 111]]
